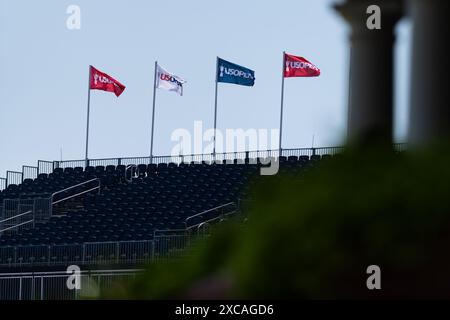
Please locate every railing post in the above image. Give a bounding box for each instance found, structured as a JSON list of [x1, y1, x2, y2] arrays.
[[48, 245, 51, 266], [31, 273, 35, 301], [40, 277, 44, 301], [82, 244, 86, 265], [151, 240, 155, 261], [19, 277, 22, 300], [118, 158, 122, 166], [116, 242, 119, 264]]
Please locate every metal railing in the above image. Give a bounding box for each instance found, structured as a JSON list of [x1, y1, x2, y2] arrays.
[[51, 178, 101, 206], [0, 179, 100, 236], [0, 210, 34, 234], [37, 160, 55, 175], [22, 166, 38, 181], [185, 202, 237, 230], [0, 198, 51, 237], [0, 240, 154, 267], [125, 164, 138, 183], [6, 171, 22, 187], [0, 201, 240, 267], [2, 144, 407, 189], [52, 147, 341, 169], [0, 269, 140, 300], [0, 177, 6, 191], [0, 239, 196, 268]]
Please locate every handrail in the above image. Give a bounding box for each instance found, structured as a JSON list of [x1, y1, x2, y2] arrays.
[[50, 145, 351, 163], [125, 164, 138, 183], [185, 202, 235, 227], [51, 178, 100, 200], [153, 229, 187, 237], [195, 222, 211, 236], [0, 210, 33, 224], [0, 269, 142, 277], [0, 219, 34, 233], [52, 186, 100, 205], [50, 178, 101, 217], [187, 210, 236, 232]]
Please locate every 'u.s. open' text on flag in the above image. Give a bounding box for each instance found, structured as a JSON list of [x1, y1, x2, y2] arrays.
[[284, 53, 320, 78], [217, 58, 255, 86]]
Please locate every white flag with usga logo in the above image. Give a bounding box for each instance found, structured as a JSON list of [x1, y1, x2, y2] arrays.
[[156, 64, 186, 96]]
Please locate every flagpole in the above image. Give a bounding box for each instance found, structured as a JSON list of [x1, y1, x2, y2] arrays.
[[278, 51, 286, 155], [150, 61, 158, 164], [213, 56, 219, 156], [85, 65, 92, 167]]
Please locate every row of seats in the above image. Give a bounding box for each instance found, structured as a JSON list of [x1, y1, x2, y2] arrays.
[[0, 155, 329, 247]]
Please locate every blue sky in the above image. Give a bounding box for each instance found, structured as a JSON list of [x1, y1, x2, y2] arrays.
[[0, 0, 410, 175]]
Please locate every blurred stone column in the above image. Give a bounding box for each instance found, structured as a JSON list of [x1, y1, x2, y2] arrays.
[[335, 0, 402, 147], [408, 0, 450, 146]]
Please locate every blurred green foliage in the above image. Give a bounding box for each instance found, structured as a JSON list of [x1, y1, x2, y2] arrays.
[[101, 146, 450, 299]]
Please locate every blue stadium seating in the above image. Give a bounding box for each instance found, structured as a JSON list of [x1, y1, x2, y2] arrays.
[[0, 155, 322, 249]]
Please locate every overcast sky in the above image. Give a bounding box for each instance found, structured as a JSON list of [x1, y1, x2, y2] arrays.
[[0, 0, 411, 175]]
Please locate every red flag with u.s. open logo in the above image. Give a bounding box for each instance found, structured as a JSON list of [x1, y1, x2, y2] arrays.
[[89, 66, 126, 97], [284, 53, 320, 78]]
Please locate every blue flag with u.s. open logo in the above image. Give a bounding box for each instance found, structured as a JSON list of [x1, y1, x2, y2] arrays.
[[217, 58, 255, 86]]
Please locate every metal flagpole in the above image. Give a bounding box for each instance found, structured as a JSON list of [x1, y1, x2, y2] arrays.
[[213, 56, 219, 156], [278, 51, 286, 155], [85, 65, 92, 167], [150, 61, 158, 164]]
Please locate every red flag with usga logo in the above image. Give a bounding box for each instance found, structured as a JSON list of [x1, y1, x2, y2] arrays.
[[89, 65, 126, 97], [284, 53, 320, 77]]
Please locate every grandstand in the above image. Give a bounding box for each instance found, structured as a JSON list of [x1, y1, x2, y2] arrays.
[[0, 148, 342, 267], [0, 144, 408, 299], [0, 147, 352, 299]]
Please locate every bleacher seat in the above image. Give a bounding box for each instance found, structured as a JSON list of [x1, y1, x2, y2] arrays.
[[0, 154, 325, 248]]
